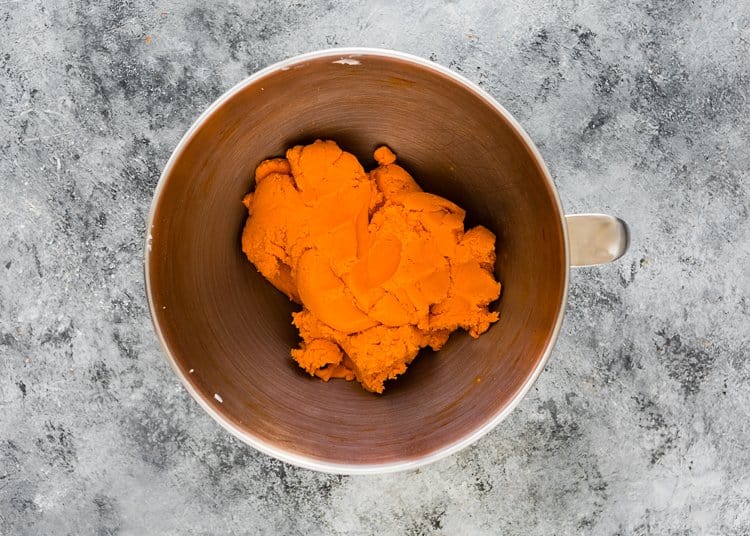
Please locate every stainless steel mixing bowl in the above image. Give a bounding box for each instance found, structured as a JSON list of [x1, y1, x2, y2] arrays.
[[145, 48, 628, 474]]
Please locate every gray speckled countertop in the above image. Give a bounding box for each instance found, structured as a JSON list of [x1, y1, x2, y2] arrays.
[[1, 1, 749, 534]]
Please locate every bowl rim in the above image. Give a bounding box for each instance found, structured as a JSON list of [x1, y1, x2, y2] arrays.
[[144, 47, 571, 475]]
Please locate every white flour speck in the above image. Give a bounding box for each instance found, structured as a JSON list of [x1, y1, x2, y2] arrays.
[[332, 58, 361, 65]]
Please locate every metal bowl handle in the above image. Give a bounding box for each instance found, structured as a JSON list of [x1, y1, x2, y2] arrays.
[[566, 214, 629, 267]]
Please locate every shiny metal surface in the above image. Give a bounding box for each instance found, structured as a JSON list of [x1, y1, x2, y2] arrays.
[[566, 214, 630, 266], [145, 48, 626, 474]]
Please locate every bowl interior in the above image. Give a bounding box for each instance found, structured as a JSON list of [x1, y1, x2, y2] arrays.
[[147, 51, 567, 469]]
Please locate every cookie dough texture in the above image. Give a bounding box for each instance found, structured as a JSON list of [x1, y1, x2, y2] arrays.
[[242, 140, 500, 393]]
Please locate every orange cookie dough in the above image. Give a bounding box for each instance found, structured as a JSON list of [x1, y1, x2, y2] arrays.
[[241, 140, 501, 393]]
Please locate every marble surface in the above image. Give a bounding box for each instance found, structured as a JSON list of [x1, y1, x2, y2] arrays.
[[1, 1, 749, 534]]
